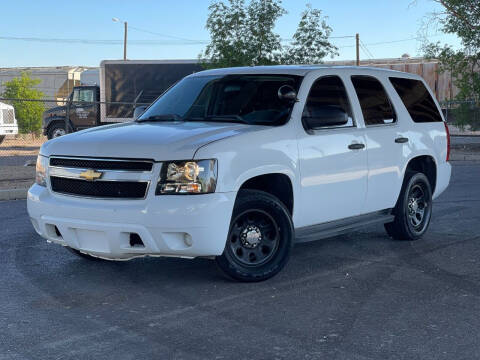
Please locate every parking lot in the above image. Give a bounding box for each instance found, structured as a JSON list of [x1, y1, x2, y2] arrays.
[[1, 161, 479, 360]]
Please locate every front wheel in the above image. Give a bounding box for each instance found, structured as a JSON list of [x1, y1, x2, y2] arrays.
[[385, 172, 433, 241], [216, 190, 294, 282], [47, 123, 67, 139]]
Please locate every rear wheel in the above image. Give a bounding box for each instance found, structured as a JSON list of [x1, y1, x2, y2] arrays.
[[385, 171, 432, 241], [47, 123, 67, 139], [0, 135, 5, 145], [216, 190, 294, 282]]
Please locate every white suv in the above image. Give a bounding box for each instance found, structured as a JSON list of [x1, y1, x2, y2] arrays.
[[28, 66, 451, 281]]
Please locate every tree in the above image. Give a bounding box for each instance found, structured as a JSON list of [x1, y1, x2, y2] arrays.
[[421, 0, 480, 129], [279, 5, 338, 64], [200, 0, 338, 68], [2, 72, 45, 134]]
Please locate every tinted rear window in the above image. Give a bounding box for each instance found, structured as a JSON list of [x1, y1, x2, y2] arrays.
[[389, 77, 443, 123], [351, 76, 396, 126]]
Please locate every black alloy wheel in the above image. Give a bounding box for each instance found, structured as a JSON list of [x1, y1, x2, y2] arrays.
[[216, 190, 294, 282], [385, 171, 433, 241], [228, 209, 280, 267]]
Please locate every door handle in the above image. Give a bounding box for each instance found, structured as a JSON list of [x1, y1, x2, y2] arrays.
[[395, 137, 409, 143], [348, 143, 365, 150]]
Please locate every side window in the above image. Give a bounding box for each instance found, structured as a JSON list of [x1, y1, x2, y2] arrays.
[[72, 89, 94, 103], [389, 77, 443, 122], [302, 75, 354, 129], [351, 76, 396, 126]]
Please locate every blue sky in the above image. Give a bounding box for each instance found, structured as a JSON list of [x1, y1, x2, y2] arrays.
[[0, 0, 461, 67]]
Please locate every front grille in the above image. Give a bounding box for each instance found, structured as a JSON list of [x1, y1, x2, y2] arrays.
[[50, 157, 153, 171], [0, 109, 15, 124], [50, 177, 148, 199]]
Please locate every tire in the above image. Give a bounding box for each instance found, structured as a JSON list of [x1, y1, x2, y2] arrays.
[[385, 171, 433, 241], [47, 122, 67, 139], [0, 135, 5, 145], [215, 189, 294, 282], [66, 247, 103, 261]]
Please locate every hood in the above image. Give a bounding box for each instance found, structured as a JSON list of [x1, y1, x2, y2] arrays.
[[41, 121, 260, 161], [43, 105, 66, 118]]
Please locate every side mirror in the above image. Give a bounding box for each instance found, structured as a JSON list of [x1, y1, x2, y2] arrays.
[[302, 105, 349, 130], [278, 85, 297, 102], [133, 105, 147, 120]]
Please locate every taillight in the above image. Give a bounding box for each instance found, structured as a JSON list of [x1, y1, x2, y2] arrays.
[[444, 122, 450, 162]]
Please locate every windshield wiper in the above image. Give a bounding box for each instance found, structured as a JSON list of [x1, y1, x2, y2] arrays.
[[137, 114, 183, 122], [204, 115, 251, 125]]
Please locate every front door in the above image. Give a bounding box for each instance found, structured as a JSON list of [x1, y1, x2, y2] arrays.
[[69, 88, 97, 129], [296, 75, 368, 228]]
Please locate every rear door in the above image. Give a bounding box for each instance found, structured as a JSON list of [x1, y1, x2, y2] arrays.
[[296, 74, 368, 227], [349, 74, 408, 213]]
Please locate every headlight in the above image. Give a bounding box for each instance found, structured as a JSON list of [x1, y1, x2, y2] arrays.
[[156, 159, 217, 195], [35, 155, 48, 187]]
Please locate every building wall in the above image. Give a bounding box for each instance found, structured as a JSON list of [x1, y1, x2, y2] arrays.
[[326, 57, 457, 102], [0, 66, 95, 108]]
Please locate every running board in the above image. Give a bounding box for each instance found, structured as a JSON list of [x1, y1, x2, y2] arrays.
[[295, 209, 394, 243]]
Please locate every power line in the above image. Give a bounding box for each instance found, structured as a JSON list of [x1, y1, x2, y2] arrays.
[[0, 33, 445, 49], [338, 34, 444, 49], [0, 32, 359, 46], [330, 35, 356, 39], [128, 25, 205, 43], [359, 39, 374, 59], [0, 36, 207, 45], [128, 24, 356, 42], [359, 43, 371, 60]]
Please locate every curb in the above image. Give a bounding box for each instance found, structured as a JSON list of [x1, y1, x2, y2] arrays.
[[450, 154, 480, 161], [0, 188, 29, 201]]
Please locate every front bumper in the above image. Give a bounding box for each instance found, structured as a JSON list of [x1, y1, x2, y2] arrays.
[[0, 125, 18, 136], [27, 184, 236, 260]]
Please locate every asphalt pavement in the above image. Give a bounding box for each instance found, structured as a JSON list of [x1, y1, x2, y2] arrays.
[[1, 162, 480, 360]]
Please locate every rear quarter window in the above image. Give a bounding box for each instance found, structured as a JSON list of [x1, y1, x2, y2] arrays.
[[389, 77, 443, 123]]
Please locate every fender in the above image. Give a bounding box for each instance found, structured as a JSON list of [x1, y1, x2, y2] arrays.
[[43, 116, 74, 134], [233, 165, 296, 193], [401, 150, 436, 176], [395, 151, 438, 204]]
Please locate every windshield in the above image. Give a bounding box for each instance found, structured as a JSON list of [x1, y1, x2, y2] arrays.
[[138, 74, 303, 126]]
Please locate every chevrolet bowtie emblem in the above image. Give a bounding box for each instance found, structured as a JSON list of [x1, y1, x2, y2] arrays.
[[79, 169, 103, 181]]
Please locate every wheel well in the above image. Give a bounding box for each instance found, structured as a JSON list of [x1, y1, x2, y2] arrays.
[[239, 174, 294, 215], [406, 156, 437, 193], [47, 120, 66, 132]]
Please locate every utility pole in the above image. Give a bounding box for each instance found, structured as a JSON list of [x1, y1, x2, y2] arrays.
[[112, 18, 128, 60], [356, 33, 360, 66], [123, 21, 128, 60]]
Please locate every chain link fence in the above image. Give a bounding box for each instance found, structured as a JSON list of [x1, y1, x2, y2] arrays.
[[0, 97, 146, 192], [1, 97, 480, 192], [441, 100, 480, 134]]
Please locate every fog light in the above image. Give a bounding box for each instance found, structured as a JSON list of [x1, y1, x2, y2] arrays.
[[129, 233, 145, 248]]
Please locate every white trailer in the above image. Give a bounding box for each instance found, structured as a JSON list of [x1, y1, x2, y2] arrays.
[[0, 102, 18, 145]]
